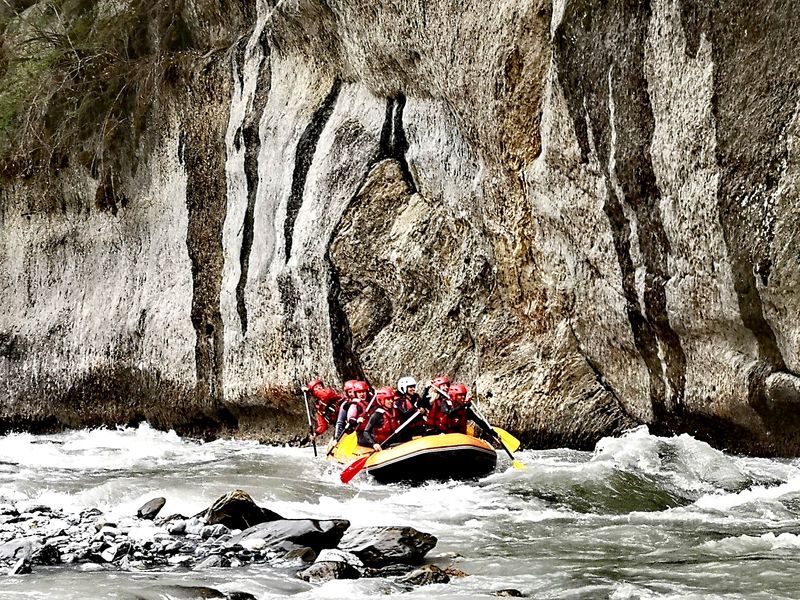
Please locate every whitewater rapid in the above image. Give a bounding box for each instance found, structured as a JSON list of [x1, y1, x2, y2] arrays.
[[3, 425, 800, 599]]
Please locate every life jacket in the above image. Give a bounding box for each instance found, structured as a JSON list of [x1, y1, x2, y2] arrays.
[[426, 397, 468, 434], [312, 387, 341, 425], [370, 407, 400, 444]]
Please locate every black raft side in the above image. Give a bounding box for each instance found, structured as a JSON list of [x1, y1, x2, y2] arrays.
[[365, 444, 497, 483]]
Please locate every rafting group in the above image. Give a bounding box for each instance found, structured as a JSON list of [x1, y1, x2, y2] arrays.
[[302, 376, 522, 483]]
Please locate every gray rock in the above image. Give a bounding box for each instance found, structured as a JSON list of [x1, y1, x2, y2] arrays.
[[283, 547, 316, 563], [204, 490, 282, 530], [492, 590, 525, 597], [399, 564, 451, 586], [338, 526, 437, 567], [8, 556, 32, 575], [167, 554, 194, 567], [202, 524, 230, 540], [168, 520, 187, 535], [0, 536, 42, 561], [32, 543, 61, 565], [226, 518, 349, 554], [194, 555, 225, 569], [101, 542, 130, 562], [297, 560, 361, 582], [137, 497, 166, 521]]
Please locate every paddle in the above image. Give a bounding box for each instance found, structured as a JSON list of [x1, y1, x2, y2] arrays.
[[302, 389, 317, 457], [430, 383, 523, 469], [492, 426, 521, 453], [340, 409, 422, 484], [479, 391, 521, 451], [469, 403, 524, 470]]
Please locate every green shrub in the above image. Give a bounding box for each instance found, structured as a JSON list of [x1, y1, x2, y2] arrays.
[[0, 0, 214, 182]]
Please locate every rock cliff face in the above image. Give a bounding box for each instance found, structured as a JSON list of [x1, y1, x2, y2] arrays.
[[1, 0, 799, 454]]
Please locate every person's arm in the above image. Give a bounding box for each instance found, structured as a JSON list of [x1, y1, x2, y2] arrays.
[[362, 410, 384, 450]]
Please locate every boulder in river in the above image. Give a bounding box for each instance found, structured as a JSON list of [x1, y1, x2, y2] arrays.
[[338, 526, 437, 567], [136, 498, 166, 521], [204, 490, 282, 530], [226, 518, 350, 554]]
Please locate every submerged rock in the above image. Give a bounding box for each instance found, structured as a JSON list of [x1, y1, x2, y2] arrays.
[[398, 564, 451, 586], [297, 560, 361, 582]]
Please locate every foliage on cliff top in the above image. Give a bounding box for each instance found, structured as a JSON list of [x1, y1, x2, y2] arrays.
[[0, 0, 244, 184]]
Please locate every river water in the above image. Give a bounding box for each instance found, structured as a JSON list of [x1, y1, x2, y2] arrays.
[[2, 424, 800, 599]]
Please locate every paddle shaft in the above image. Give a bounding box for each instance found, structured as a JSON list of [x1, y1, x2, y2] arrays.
[[430, 383, 516, 463], [469, 402, 517, 463], [302, 389, 317, 457], [340, 409, 422, 483]]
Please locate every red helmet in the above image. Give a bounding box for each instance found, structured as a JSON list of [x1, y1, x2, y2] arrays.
[[448, 383, 468, 397], [343, 380, 357, 397], [352, 380, 369, 393], [432, 376, 450, 390], [375, 386, 395, 403], [306, 378, 323, 391]]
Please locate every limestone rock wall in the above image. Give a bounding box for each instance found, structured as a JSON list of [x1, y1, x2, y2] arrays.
[[1, 0, 799, 454]]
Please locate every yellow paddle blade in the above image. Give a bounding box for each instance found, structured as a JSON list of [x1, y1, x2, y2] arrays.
[[493, 427, 521, 452], [338, 432, 358, 457], [512, 460, 526, 470]]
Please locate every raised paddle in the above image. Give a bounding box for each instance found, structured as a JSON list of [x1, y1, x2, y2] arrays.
[[340, 409, 422, 484], [302, 389, 317, 457]]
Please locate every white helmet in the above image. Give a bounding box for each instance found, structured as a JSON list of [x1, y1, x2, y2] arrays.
[[397, 376, 417, 395]]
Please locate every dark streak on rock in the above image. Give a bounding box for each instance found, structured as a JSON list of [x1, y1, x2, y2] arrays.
[[377, 94, 418, 193], [678, 1, 794, 405], [235, 45, 272, 335], [554, 0, 687, 421], [326, 249, 366, 382], [284, 78, 342, 261], [183, 68, 229, 406]]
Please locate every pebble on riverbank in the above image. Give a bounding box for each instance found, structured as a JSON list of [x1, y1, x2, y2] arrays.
[[0, 489, 452, 588]]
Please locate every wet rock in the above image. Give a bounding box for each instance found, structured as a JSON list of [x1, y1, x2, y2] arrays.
[[338, 526, 437, 567], [167, 554, 194, 566], [101, 542, 130, 562], [0, 536, 42, 562], [315, 548, 361, 567], [137, 497, 166, 520], [226, 518, 349, 554], [194, 555, 226, 569], [492, 590, 525, 597], [8, 556, 32, 575], [362, 563, 416, 577], [283, 547, 316, 562], [398, 564, 451, 586], [32, 543, 61, 565], [168, 520, 187, 535], [134, 584, 227, 599], [202, 524, 230, 540], [204, 490, 282, 530], [297, 560, 361, 582]]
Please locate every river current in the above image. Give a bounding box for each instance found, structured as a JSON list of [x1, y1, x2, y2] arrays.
[[2, 424, 800, 599]]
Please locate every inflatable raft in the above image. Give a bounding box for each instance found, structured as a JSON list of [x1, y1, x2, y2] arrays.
[[330, 433, 497, 483]]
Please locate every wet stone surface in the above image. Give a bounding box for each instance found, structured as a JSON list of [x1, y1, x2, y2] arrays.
[[0, 489, 452, 588]]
